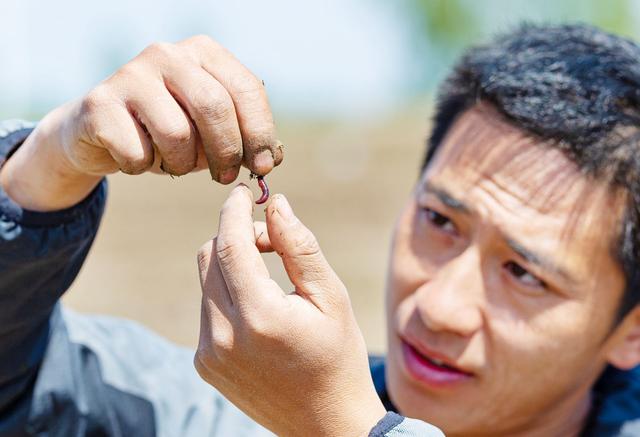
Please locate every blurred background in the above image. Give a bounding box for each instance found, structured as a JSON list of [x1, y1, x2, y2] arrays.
[[2, 0, 638, 353]]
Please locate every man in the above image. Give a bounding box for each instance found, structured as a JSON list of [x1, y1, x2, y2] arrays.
[[1, 22, 640, 436]]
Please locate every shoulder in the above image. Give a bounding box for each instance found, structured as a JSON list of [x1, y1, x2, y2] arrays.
[[584, 365, 640, 436]]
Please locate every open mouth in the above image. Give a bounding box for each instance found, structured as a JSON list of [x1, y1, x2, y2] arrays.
[[401, 340, 473, 387]]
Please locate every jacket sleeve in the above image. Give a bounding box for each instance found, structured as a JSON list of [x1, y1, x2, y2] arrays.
[[0, 121, 274, 437], [0, 119, 107, 413], [369, 412, 445, 437]]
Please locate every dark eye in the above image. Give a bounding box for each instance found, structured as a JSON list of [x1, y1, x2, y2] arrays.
[[424, 207, 456, 234], [504, 261, 546, 288]]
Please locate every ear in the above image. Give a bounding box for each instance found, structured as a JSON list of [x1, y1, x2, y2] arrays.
[[606, 305, 640, 370]]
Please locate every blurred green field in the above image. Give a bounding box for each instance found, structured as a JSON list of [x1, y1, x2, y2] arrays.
[[62, 109, 431, 354]]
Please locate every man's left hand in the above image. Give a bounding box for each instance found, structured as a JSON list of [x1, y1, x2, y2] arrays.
[[195, 185, 386, 437]]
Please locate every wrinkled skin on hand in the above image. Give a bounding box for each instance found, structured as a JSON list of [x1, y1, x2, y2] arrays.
[[0, 36, 283, 211], [194, 186, 386, 437], [64, 35, 283, 180]]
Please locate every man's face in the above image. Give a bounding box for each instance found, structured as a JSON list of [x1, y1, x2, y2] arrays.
[[385, 104, 628, 435]]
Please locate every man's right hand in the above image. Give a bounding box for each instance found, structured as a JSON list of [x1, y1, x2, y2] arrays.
[[0, 35, 282, 211]]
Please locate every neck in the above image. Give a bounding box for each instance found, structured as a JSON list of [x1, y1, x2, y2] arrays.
[[508, 392, 591, 437], [448, 390, 592, 437]]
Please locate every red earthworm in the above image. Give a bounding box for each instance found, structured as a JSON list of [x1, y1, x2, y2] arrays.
[[252, 174, 270, 204]]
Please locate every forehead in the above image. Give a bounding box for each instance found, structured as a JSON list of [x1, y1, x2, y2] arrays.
[[423, 104, 625, 287]]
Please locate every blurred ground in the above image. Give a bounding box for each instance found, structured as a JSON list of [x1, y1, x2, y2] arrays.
[[63, 107, 432, 354]]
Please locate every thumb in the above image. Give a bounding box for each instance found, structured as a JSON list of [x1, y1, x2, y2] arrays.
[[265, 194, 348, 312]]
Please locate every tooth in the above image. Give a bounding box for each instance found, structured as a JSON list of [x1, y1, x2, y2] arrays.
[[432, 358, 444, 366]]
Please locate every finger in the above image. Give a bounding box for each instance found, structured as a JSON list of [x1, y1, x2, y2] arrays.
[[196, 238, 235, 366], [265, 194, 347, 311], [179, 35, 281, 175], [194, 142, 209, 171], [216, 184, 282, 305], [126, 84, 197, 176], [163, 61, 244, 183], [80, 89, 155, 175], [197, 238, 233, 311], [254, 221, 273, 253]]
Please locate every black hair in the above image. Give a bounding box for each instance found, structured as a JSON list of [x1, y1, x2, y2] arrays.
[[425, 23, 640, 319]]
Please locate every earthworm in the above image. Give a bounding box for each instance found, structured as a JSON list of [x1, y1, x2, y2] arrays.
[[254, 175, 270, 204]]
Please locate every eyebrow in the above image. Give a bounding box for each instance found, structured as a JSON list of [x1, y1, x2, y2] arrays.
[[423, 182, 578, 286], [505, 238, 577, 285], [424, 182, 471, 213]]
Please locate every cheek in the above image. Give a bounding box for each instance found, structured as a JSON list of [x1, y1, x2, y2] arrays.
[[489, 302, 604, 381]]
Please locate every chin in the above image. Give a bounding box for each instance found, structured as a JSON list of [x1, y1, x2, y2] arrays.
[[386, 346, 478, 435]]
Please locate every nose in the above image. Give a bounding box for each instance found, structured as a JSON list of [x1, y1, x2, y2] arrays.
[[415, 246, 484, 338]]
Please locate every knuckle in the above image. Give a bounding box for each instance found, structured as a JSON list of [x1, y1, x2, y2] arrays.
[[229, 74, 264, 98], [108, 145, 153, 175], [91, 128, 111, 148], [120, 154, 153, 174], [215, 236, 238, 265], [238, 310, 271, 339], [211, 329, 234, 356], [193, 91, 234, 125], [193, 351, 210, 378], [330, 281, 350, 308], [159, 121, 193, 148], [127, 42, 186, 76], [161, 158, 195, 177], [80, 88, 154, 175], [195, 330, 234, 372], [291, 231, 321, 258], [194, 347, 212, 368], [156, 126, 197, 175], [194, 348, 219, 376], [111, 62, 143, 83], [81, 87, 116, 116], [118, 160, 149, 175], [90, 127, 152, 174], [197, 242, 213, 272], [244, 133, 277, 157], [183, 34, 222, 56], [144, 41, 176, 59], [215, 141, 243, 166], [130, 153, 154, 173], [190, 34, 217, 48]]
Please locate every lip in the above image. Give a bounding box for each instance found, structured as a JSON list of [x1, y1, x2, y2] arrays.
[[400, 339, 473, 388]]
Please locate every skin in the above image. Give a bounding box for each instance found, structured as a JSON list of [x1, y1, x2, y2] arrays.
[[0, 35, 283, 212], [4, 36, 640, 436], [193, 103, 640, 436], [0, 36, 384, 436], [385, 104, 640, 436], [195, 187, 386, 436]]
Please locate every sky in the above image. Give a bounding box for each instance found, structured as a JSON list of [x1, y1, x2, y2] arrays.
[[0, 0, 416, 119], [5, 1, 640, 120]]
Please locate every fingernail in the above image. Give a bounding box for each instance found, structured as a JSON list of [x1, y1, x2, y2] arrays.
[[253, 150, 274, 174], [275, 195, 296, 223], [234, 182, 249, 192], [273, 141, 285, 166]]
